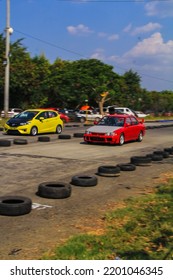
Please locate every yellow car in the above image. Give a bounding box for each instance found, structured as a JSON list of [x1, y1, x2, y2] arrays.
[[4, 109, 63, 136]]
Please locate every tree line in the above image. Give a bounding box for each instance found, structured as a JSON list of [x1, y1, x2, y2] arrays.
[[0, 34, 173, 114]]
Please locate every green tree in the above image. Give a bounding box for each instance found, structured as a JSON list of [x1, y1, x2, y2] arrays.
[[1, 33, 173, 114], [0, 34, 6, 108], [121, 69, 142, 108], [9, 39, 36, 108], [47, 58, 120, 112], [29, 54, 51, 108]]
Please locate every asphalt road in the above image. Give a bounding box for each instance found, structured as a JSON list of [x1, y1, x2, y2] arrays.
[[0, 121, 173, 161], [0, 122, 173, 259]]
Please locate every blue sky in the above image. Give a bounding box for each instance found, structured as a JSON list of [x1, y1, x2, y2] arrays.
[[0, 0, 173, 91]]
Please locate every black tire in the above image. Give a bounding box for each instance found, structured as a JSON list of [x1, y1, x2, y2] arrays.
[[130, 156, 151, 165], [164, 148, 173, 155], [73, 133, 84, 138], [97, 165, 121, 176], [0, 139, 11, 147], [152, 154, 163, 161], [137, 131, 143, 142], [153, 150, 169, 158], [146, 154, 163, 161], [73, 124, 80, 127], [56, 125, 62, 134], [37, 182, 71, 199], [30, 126, 38, 136], [118, 163, 136, 171], [153, 150, 164, 155], [13, 138, 28, 145], [0, 127, 4, 131], [119, 134, 125, 146], [0, 196, 32, 216], [71, 175, 97, 187], [146, 154, 153, 159], [58, 134, 71, 139], [38, 136, 50, 142]]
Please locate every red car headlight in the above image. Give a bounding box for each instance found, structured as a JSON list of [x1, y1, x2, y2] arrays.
[[105, 132, 116, 136], [85, 131, 91, 134]]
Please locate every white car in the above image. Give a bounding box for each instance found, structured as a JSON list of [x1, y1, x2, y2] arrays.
[[134, 111, 150, 118], [105, 106, 136, 116], [1, 108, 22, 118], [114, 107, 136, 116], [76, 110, 102, 123]]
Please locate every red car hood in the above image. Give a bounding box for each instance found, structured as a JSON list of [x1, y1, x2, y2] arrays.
[[86, 125, 120, 133]]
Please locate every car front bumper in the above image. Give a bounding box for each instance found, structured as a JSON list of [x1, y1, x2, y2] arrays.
[[4, 124, 31, 135], [84, 134, 118, 144]]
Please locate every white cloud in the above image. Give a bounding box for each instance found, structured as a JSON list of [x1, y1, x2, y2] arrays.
[[98, 32, 107, 38], [107, 32, 173, 90], [67, 24, 93, 35], [90, 48, 105, 60], [123, 32, 173, 57], [97, 32, 119, 41], [131, 22, 162, 36], [145, 1, 173, 17], [145, 2, 158, 16], [123, 23, 132, 33], [108, 34, 119, 41]]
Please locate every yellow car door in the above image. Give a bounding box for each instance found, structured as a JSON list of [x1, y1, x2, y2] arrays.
[[45, 111, 58, 132], [35, 111, 50, 133]]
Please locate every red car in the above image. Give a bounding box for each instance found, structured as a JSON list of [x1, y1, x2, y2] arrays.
[[84, 114, 146, 145], [42, 108, 70, 123]]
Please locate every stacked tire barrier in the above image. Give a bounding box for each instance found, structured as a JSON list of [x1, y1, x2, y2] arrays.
[[0, 120, 173, 217]]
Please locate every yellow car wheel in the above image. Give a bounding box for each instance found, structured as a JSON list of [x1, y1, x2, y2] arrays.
[[56, 125, 62, 134], [30, 126, 38, 136]]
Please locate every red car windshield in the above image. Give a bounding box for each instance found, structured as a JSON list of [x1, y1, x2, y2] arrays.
[[97, 116, 125, 127]]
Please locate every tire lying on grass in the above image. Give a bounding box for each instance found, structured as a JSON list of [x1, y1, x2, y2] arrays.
[[37, 182, 72, 199], [118, 163, 136, 171], [0, 196, 32, 216], [97, 165, 121, 177], [13, 138, 28, 145], [130, 156, 151, 166], [71, 175, 98, 187]]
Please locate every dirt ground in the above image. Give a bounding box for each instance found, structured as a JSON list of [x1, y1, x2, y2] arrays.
[[0, 150, 173, 260]]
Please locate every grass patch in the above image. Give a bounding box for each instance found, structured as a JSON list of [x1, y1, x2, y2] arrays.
[[43, 180, 173, 260]]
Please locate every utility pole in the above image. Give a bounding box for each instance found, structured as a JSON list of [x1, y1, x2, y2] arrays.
[[4, 0, 10, 118]]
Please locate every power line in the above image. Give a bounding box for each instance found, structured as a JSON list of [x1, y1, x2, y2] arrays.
[[14, 29, 87, 58], [14, 29, 173, 85], [56, 0, 172, 2]]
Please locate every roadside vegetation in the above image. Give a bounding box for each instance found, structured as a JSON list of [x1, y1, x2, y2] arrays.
[[43, 179, 173, 260], [0, 34, 173, 114]]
